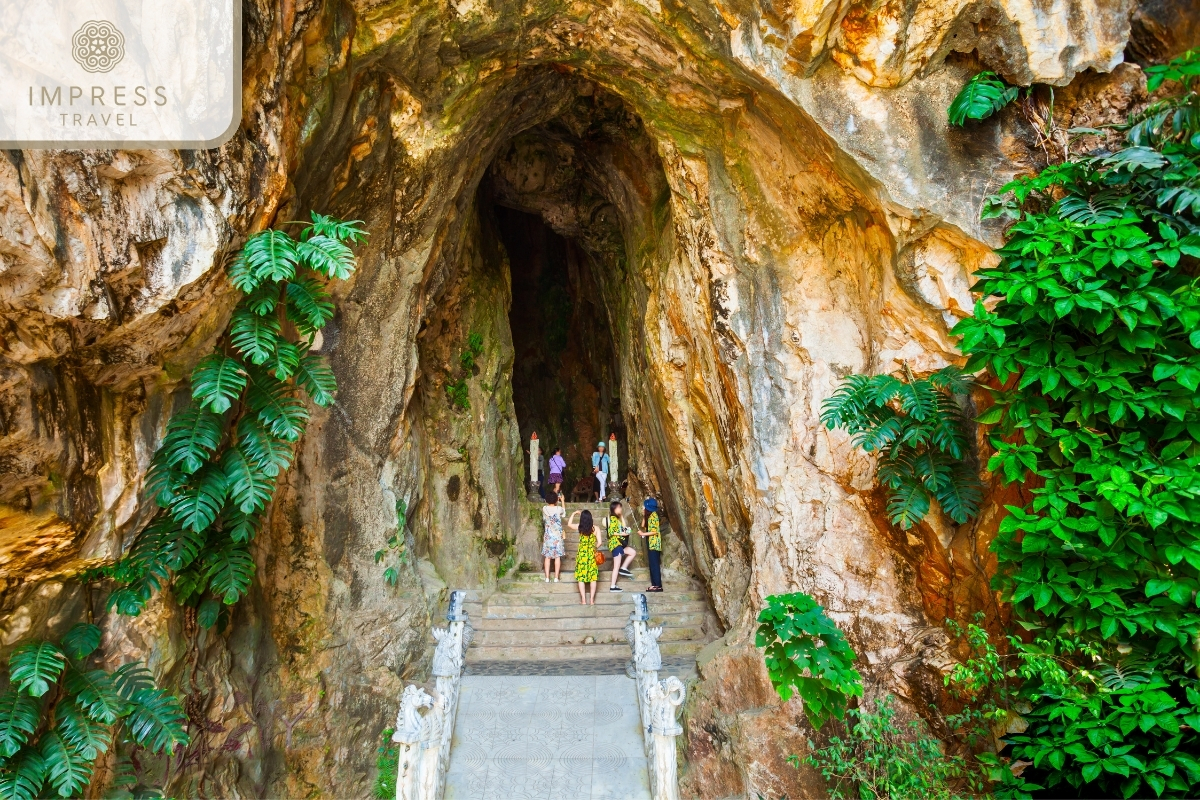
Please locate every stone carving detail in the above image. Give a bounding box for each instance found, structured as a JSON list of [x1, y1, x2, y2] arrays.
[[391, 593, 470, 800], [627, 594, 685, 800]]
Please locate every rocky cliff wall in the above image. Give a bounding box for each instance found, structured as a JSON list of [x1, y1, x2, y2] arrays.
[[0, 0, 1192, 796]]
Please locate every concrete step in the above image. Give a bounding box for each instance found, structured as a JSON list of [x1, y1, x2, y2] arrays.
[[491, 582, 703, 598], [469, 609, 711, 629], [464, 599, 710, 619], [464, 639, 706, 662], [471, 624, 704, 648], [512, 567, 654, 581]]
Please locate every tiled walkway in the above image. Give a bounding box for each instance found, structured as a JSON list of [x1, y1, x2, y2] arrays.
[[444, 675, 651, 800]]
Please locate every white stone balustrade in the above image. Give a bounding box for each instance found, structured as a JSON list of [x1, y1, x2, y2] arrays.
[[392, 590, 472, 800], [626, 593, 685, 800]]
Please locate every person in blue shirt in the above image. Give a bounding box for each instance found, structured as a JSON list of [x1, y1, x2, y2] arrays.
[[591, 442, 610, 501]]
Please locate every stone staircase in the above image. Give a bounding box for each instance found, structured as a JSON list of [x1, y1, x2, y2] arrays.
[[462, 502, 719, 674]]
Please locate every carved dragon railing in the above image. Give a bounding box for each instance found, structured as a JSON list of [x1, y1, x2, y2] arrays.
[[625, 593, 685, 800], [391, 590, 472, 800]]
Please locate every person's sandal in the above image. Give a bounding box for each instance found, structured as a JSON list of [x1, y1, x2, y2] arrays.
[[609, 586, 622, 592], [646, 586, 663, 592]]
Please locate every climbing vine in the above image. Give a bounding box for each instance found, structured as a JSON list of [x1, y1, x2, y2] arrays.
[[950, 49, 1200, 797], [89, 213, 365, 628], [821, 365, 981, 529], [0, 624, 189, 799]]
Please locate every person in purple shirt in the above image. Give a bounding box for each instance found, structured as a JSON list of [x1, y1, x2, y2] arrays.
[[547, 448, 566, 496]]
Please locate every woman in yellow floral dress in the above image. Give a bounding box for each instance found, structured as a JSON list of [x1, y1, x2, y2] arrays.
[[568, 509, 599, 605]]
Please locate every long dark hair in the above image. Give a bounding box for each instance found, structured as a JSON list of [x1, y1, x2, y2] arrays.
[[579, 510, 594, 535]]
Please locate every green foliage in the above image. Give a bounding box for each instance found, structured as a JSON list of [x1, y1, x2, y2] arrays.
[[375, 499, 409, 586], [951, 50, 1200, 798], [88, 213, 364, 625], [0, 625, 189, 799], [446, 378, 470, 410], [756, 593, 862, 729], [373, 728, 399, 800], [800, 695, 971, 800], [821, 365, 981, 528], [447, 331, 485, 410], [948, 71, 1019, 126]]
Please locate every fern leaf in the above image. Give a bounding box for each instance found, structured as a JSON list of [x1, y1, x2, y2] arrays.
[[934, 470, 983, 524], [0, 747, 47, 800], [285, 278, 335, 334], [886, 476, 932, 530], [0, 690, 40, 757], [236, 416, 293, 477], [244, 280, 281, 316], [297, 235, 355, 280], [928, 366, 970, 394], [302, 212, 367, 244], [144, 456, 186, 508], [124, 687, 190, 755], [168, 464, 229, 533], [60, 624, 102, 663], [171, 565, 209, 607], [246, 369, 309, 441], [64, 668, 124, 725], [111, 663, 156, 702], [866, 375, 903, 408], [190, 354, 248, 414], [9, 642, 66, 697], [227, 251, 258, 293], [948, 72, 1018, 126], [1057, 191, 1128, 225], [225, 509, 259, 544], [159, 407, 224, 476], [40, 731, 93, 798], [222, 447, 275, 515], [229, 307, 282, 366], [853, 414, 902, 453], [205, 544, 256, 605], [897, 380, 937, 420], [271, 340, 302, 382], [55, 703, 111, 761], [243, 230, 299, 284], [295, 352, 337, 407], [133, 516, 204, 573]]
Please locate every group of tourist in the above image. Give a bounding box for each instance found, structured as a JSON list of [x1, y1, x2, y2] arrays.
[[541, 441, 612, 502], [540, 493, 664, 604]]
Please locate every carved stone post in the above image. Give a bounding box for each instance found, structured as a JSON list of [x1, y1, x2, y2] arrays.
[[607, 433, 619, 495], [648, 677, 686, 800], [393, 685, 432, 800], [528, 432, 540, 499]]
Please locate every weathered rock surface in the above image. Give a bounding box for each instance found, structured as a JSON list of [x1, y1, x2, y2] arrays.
[[0, 0, 1194, 796]]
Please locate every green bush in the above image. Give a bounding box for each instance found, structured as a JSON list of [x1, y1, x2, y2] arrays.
[[800, 695, 970, 800], [948, 71, 1019, 126], [756, 593, 862, 729], [950, 49, 1200, 798], [373, 727, 398, 799], [820, 365, 981, 529], [0, 624, 189, 799]]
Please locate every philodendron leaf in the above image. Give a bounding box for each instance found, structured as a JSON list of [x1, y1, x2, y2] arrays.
[[60, 623, 103, 662], [948, 71, 1018, 126], [9, 642, 66, 697]]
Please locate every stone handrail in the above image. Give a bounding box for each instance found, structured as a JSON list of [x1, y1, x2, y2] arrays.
[[391, 590, 472, 800], [625, 593, 685, 800]]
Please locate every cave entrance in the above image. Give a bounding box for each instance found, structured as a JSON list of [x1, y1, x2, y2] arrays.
[[492, 204, 625, 501]]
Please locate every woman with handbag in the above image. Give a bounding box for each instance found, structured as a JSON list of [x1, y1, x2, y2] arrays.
[[568, 509, 600, 605]]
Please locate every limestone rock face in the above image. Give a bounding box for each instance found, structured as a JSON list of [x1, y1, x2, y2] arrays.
[[0, 0, 1191, 796]]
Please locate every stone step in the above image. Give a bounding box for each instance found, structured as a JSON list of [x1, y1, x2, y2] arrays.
[[512, 567, 654, 581], [464, 599, 710, 619], [469, 609, 710, 629], [464, 639, 706, 662], [490, 585, 705, 601], [471, 624, 704, 648]]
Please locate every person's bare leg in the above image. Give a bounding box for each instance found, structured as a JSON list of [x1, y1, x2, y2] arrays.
[[578, 581, 587, 605], [553, 557, 561, 581], [610, 557, 620, 588], [543, 556, 551, 581], [620, 549, 636, 573], [589, 582, 598, 604]]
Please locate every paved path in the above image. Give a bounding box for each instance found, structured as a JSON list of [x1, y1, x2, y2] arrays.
[[444, 675, 650, 800]]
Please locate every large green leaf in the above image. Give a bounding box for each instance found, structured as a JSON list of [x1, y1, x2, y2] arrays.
[[0, 690, 39, 757], [205, 544, 256, 605], [948, 71, 1018, 126], [144, 456, 187, 508], [222, 446, 275, 514], [191, 353, 248, 414], [124, 686, 190, 755], [64, 668, 124, 725], [55, 703, 111, 760], [271, 340, 302, 382], [295, 352, 337, 407], [285, 278, 335, 334], [236, 416, 293, 477], [0, 747, 47, 800], [60, 624, 102, 663], [134, 515, 205, 572], [168, 464, 229, 533], [159, 407, 224, 476], [243, 230, 298, 284], [297, 235, 355, 280], [302, 212, 367, 244], [229, 307, 282, 366], [39, 731, 93, 798], [9, 642, 66, 697], [246, 369, 309, 441], [886, 475, 931, 530]]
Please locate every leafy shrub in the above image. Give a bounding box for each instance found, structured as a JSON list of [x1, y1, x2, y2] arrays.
[[374, 499, 410, 586], [951, 49, 1200, 798], [800, 695, 970, 800], [373, 727, 398, 799], [0, 623, 189, 799], [88, 213, 365, 625], [820, 365, 981, 529], [756, 593, 862, 728], [949, 71, 1019, 126], [445, 379, 470, 410]]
